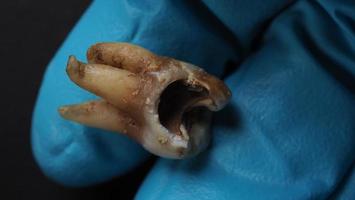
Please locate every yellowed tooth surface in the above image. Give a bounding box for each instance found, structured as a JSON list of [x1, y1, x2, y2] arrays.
[[58, 100, 137, 135], [87, 42, 157, 73], [66, 56, 140, 109], [60, 43, 232, 159]]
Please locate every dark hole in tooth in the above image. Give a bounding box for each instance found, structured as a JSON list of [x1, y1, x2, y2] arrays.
[[182, 106, 210, 134], [158, 80, 209, 136]]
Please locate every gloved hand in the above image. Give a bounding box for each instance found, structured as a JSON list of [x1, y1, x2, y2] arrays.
[[32, 0, 355, 199]]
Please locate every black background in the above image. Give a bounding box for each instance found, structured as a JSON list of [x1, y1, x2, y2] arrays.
[[0, 0, 155, 199]]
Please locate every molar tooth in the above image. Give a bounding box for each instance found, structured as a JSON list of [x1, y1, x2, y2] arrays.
[[60, 43, 231, 159]]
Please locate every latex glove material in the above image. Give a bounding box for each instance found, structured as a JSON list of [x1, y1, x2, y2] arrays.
[[136, 0, 355, 199]]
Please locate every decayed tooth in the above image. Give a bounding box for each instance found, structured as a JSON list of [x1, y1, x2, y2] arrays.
[[58, 100, 137, 135], [184, 65, 232, 111], [66, 56, 140, 109], [87, 42, 157, 73], [60, 42, 232, 159]]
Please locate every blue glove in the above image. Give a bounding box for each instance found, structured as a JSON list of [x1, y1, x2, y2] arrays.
[[32, 0, 355, 199]]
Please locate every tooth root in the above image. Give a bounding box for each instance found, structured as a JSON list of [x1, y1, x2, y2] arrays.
[[86, 42, 158, 73], [58, 100, 137, 136], [66, 56, 140, 109]]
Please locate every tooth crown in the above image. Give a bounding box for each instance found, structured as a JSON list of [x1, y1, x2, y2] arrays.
[[59, 43, 231, 159]]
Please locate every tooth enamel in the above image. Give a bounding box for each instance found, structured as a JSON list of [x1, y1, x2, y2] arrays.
[[59, 42, 231, 159], [171, 135, 188, 148], [179, 124, 189, 139]]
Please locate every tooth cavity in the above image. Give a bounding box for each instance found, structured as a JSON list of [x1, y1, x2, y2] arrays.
[[59, 42, 231, 159], [157, 80, 209, 137]]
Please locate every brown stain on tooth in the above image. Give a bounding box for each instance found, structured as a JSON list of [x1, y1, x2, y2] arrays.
[[60, 42, 231, 159], [87, 42, 158, 73], [132, 90, 139, 96], [157, 136, 168, 145], [67, 56, 85, 79]]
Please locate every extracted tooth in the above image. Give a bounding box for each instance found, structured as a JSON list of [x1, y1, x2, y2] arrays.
[[60, 42, 232, 159], [66, 56, 140, 110]]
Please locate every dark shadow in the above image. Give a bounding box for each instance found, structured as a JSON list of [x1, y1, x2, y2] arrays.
[[327, 160, 355, 199], [183, 103, 242, 173], [248, 0, 296, 54], [213, 103, 242, 131], [295, 1, 355, 94], [183, 150, 212, 174], [302, 31, 355, 93], [183, 1, 243, 78], [185, 1, 243, 56], [221, 59, 239, 80]]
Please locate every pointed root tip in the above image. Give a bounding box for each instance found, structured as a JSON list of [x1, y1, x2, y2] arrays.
[[58, 106, 70, 119], [67, 55, 78, 69], [66, 55, 85, 79], [58, 105, 85, 120]]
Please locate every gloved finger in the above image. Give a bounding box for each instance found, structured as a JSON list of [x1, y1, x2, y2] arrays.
[[202, 0, 294, 52], [136, 0, 355, 199], [32, 0, 238, 186]]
